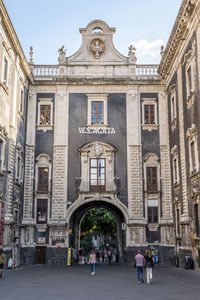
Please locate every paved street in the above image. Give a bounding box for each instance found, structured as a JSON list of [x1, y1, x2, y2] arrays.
[[0, 264, 200, 300]]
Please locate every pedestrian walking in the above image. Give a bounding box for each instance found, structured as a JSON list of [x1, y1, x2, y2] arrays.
[[108, 249, 112, 265], [144, 249, 154, 284], [89, 250, 96, 275], [135, 250, 144, 284], [0, 249, 7, 278]]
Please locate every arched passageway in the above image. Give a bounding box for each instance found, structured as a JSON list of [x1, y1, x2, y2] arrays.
[[69, 201, 126, 262]]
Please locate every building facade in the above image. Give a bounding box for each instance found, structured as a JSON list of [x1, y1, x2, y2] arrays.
[[0, 1, 32, 266], [0, 0, 200, 268], [159, 0, 200, 268]]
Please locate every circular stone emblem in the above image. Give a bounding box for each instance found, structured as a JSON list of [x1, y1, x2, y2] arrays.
[[90, 39, 105, 59]]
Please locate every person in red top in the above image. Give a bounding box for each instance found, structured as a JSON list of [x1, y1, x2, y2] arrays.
[[135, 250, 144, 283]]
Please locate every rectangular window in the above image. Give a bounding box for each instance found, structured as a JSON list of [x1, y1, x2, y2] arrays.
[[91, 101, 104, 125], [147, 167, 157, 191], [40, 105, 51, 125], [38, 167, 49, 191], [90, 158, 105, 191], [177, 209, 180, 236], [194, 204, 200, 237], [171, 96, 175, 119], [187, 66, 192, 96], [144, 105, 155, 124], [173, 158, 178, 183], [3, 57, 8, 84], [148, 207, 158, 223], [16, 156, 20, 180], [190, 141, 196, 171], [0, 140, 3, 170], [37, 199, 48, 224], [20, 90, 24, 113]]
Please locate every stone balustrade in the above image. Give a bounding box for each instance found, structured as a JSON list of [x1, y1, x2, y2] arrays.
[[33, 65, 60, 77], [32, 64, 159, 77], [136, 65, 159, 76]]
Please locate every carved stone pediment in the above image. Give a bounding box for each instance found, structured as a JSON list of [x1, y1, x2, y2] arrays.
[[67, 20, 128, 65], [79, 141, 116, 155]]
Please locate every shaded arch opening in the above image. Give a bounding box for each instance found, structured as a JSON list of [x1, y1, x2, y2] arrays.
[[69, 201, 126, 262]]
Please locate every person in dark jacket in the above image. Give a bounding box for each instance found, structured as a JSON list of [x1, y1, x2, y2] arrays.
[[144, 249, 154, 284]]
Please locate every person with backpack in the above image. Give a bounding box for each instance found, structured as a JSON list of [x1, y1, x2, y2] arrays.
[[144, 249, 154, 284]]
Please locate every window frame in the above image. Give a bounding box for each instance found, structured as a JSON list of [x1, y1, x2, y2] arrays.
[[194, 204, 200, 237], [147, 166, 158, 192], [15, 143, 23, 183], [1, 54, 9, 87], [144, 104, 155, 124], [87, 94, 108, 127], [141, 98, 158, 128], [187, 125, 199, 174], [148, 206, 158, 224], [37, 98, 53, 130], [171, 145, 179, 185], [40, 104, 51, 125], [38, 167, 49, 192], [37, 199, 48, 224], [0, 139, 4, 171], [89, 158, 106, 192]]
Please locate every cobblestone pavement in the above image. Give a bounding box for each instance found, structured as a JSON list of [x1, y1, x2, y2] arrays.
[[0, 264, 200, 300]]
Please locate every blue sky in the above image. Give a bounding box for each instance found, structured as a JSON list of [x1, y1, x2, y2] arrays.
[[4, 0, 182, 65]]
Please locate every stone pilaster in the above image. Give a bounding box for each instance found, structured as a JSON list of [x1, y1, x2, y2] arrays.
[[5, 127, 15, 217], [51, 146, 66, 219], [127, 145, 143, 219], [177, 65, 189, 220], [23, 145, 35, 220], [160, 145, 173, 220], [159, 91, 173, 222]]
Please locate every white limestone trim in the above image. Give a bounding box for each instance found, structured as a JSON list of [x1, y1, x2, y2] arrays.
[[37, 97, 53, 130], [86, 94, 109, 126], [171, 145, 180, 185], [78, 141, 116, 192], [15, 142, 23, 184], [34, 194, 50, 225], [182, 41, 196, 104], [143, 153, 160, 191], [1, 48, 9, 87], [0, 126, 7, 171], [141, 97, 158, 129], [186, 124, 199, 174], [169, 84, 177, 130]]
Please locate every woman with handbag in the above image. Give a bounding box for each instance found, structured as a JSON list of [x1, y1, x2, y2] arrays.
[[144, 249, 154, 284]]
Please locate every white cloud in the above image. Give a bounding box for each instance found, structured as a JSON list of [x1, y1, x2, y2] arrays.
[[130, 39, 164, 63]]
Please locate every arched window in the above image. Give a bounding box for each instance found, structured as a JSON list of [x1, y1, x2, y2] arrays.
[[92, 27, 103, 34]]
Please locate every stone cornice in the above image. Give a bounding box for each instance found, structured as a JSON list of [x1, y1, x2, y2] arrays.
[[33, 76, 162, 86], [0, 1, 34, 83], [158, 0, 197, 77]]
